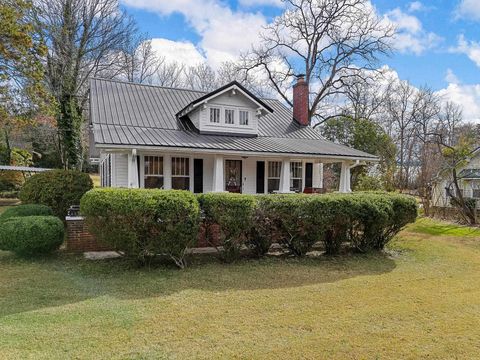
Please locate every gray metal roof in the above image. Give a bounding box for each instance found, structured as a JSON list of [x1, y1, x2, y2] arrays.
[[0, 165, 52, 172], [459, 169, 480, 179], [90, 78, 377, 159]]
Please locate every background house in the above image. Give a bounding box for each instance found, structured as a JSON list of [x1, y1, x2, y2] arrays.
[[89, 77, 377, 194], [432, 148, 480, 208]]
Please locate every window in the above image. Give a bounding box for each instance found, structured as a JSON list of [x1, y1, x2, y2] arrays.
[[210, 107, 220, 123], [473, 189, 480, 199], [239, 110, 249, 125], [290, 161, 303, 192], [268, 161, 282, 193], [225, 109, 235, 124], [144, 156, 164, 189], [172, 157, 190, 190]]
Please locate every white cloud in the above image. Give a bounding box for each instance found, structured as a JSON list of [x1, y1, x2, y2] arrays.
[[238, 0, 283, 7], [450, 35, 480, 68], [383, 8, 442, 55], [150, 38, 206, 67], [436, 83, 480, 123], [445, 69, 460, 84], [456, 0, 480, 21], [408, 1, 424, 13], [121, 0, 268, 68]]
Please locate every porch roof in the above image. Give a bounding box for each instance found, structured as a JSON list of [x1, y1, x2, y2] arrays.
[[458, 168, 480, 179], [90, 78, 377, 160]]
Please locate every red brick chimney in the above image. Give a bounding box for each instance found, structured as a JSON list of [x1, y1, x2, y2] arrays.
[[293, 74, 309, 126]]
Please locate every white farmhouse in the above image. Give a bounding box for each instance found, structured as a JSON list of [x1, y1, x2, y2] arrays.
[[89, 76, 377, 194]]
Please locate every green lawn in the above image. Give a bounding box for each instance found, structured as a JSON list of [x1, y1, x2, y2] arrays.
[[1, 218, 480, 359]]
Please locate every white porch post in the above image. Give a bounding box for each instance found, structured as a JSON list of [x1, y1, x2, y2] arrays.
[[212, 154, 224, 192], [127, 149, 139, 188], [279, 158, 292, 193], [313, 162, 323, 188], [164, 154, 172, 190], [339, 161, 352, 193]]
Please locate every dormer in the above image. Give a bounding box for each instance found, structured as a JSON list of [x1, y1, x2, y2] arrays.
[[177, 81, 273, 136]]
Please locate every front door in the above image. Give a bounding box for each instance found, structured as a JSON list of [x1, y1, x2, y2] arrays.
[[225, 160, 242, 193]]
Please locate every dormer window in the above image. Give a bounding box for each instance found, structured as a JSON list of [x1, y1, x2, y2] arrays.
[[239, 110, 249, 125], [210, 108, 220, 123], [225, 109, 235, 124]]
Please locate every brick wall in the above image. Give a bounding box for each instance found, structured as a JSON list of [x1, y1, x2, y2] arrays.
[[65, 216, 221, 253], [65, 217, 112, 253]]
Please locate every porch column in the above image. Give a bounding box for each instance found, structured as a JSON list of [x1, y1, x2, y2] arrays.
[[212, 154, 224, 192], [338, 161, 352, 193], [164, 154, 172, 190], [127, 149, 139, 188], [313, 162, 323, 188], [279, 158, 292, 193]]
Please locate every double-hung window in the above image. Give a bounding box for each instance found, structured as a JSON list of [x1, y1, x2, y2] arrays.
[[239, 110, 249, 125], [144, 156, 164, 188], [290, 161, 303, 192], [172, 157, 190, 190], [210, 107, 220, 123], [268, 161, 282, 193], [225, 109, 235, 124]]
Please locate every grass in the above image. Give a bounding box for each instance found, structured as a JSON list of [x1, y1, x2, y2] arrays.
[[1, 218, 480, 359], [0, 205, 12, 215]]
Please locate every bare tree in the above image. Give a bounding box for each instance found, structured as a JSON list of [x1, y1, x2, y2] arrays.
[[411, 86, 442, 214], [183, 63, 218, 92], [240, 0, 394, 126], [154, 57, 185, 87], [34, 0, 136, 169], [117, 37, 159, 84]]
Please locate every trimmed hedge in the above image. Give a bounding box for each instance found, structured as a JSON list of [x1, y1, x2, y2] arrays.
[[0, 216, 65, 256], [20, 169, 93, 218], [0, 204, 54, 222], [79, 189, 417, 267], [199, 193, 257, 262], [81, 188, 200, 268]]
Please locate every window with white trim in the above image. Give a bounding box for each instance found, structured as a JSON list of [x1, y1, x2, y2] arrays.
[[290, 161, 303, 192], [210, 107, 220, 123], [144, 156, 164, 189], [268, 161, 282, 193], [172, 157, 190, 190], [225, 109, 235, 124], [239, 110, 249, 125]]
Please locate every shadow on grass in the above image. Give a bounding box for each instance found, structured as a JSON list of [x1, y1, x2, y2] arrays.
[[0, 250, 396, 317]]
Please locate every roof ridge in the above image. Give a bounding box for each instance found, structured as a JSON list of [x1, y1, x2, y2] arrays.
[[90, 77, 208, 95], [90, 77, 283, 102]]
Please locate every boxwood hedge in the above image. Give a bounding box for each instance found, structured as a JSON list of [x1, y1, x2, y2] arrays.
[[79, 189, 417, 266], [80, 188, 200, 268], [20, 169, 93, 218], [199, 193, 257, 262], [0, 204, 54, 222], [0, 216, 65, 257]]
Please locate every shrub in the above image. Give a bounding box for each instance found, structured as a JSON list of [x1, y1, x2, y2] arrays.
[[20, 169, 93, 218], [258, 195, 323, 256], [0, 216, 64, 256], [81, 188, 200, 268], [0, 190, 19, 199], [0, 204, 54, 222], [0, 178, 16, 191], [199, 193, 257, 262]]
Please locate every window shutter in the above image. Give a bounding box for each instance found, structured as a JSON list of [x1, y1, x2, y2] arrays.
[[256, 161, 265, 194]]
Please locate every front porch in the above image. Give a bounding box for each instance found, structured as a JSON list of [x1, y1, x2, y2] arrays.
[[99, 149, 364, 194]]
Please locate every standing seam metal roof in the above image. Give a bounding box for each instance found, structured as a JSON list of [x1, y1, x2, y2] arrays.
[[89, 78, 377, 159]]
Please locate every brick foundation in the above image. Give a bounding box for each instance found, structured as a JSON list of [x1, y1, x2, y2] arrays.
[[65, 217, 222, 253]]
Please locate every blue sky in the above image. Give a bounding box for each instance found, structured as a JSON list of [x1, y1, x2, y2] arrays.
[[120, 0, 480, 121]]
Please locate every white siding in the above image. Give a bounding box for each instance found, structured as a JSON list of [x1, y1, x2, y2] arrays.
[[194, 92, 260, 136], [112, 153, 128, 187]]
